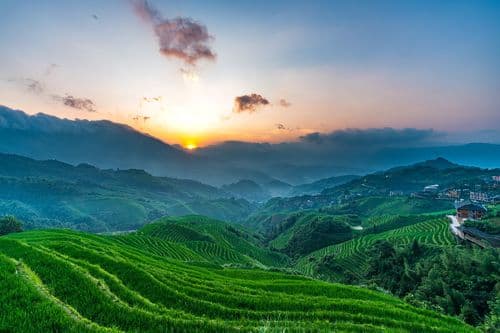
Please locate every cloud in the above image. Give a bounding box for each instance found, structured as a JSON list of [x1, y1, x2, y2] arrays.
[[233, 94, 270, 113], [197, 127, 447, 183], [52, 95, 97, 113], [132, 0, 216, 68], [44, 63, 58, 77], [276, 123, 286, 130], [299, 128, 440, 146], [24, 79, 44, 94], [279, 99, 291, 108], [142, 96, 162, 103], [6, 78, 44, 94]]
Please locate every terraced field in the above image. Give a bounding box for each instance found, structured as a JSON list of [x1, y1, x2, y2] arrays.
[[138, 215, 289, 267], [297, 217, 455, 278], [0, 228, 474, 332]]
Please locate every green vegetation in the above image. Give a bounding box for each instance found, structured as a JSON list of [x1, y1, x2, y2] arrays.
[[361, 242, 499, 327], [0, 215, 23, 236], [320, 196, 454, 218], [464, 205, 500, 235], [297, 216, 455, 279], [0, 153, 254, 232], [265, 213, 357, 258], [0, 227, 474, 332], [136, 215, 288, 267], [1, 156, 498, 331], [258, 158, 499, 214]]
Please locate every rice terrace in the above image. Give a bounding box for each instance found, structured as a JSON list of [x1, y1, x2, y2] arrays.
[[1, 0, 499, 332]]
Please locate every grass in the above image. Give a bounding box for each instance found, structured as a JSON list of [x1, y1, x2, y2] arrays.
[[0, 226, 474, 332]]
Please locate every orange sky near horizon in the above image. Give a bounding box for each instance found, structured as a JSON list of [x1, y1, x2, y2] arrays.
[[1, 1, 499, 149]]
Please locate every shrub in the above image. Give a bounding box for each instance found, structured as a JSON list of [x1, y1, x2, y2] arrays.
[[0, 216, 23, 236]]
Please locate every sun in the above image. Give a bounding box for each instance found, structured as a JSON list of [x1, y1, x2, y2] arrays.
[[185, 143, 197, 150]]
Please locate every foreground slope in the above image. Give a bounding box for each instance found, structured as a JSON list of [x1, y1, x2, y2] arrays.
[[0, 229, 473, 332]]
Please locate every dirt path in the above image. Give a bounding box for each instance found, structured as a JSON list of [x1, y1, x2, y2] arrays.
[[447, 215, 464, 239]]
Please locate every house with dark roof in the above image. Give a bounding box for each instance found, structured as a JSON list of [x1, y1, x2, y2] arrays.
[[455, 201, 487, 220]]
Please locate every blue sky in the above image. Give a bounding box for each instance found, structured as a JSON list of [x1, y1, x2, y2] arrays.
[[0, 0, 499, 146]]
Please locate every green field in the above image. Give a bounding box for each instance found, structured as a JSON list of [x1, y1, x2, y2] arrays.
[[0, 225, 474, 332], [297, 217, 455, 278]]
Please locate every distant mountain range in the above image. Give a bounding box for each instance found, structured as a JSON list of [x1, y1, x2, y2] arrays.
[[2, 105, 499, 186], [0, 152, 254, 232], [256, 157, 500, 214]]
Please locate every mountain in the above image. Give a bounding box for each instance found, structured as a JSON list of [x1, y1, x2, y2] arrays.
[[0, 105, 193, 177], [2, 105, 500, 186], [0, 225, 474, 332], [413, 157, 460, 169], [0, 153, 253, 231], [221, 179, 271, 202], [256, 158, 499, 214], [291, 174, 360, 196]]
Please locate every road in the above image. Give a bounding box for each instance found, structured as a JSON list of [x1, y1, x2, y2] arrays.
[[447, 215, 464, 239]]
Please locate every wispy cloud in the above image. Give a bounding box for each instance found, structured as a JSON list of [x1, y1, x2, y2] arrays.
[[279, 99, 291, 108], [6, 78, 44, 94], [132, 0, 216, 69], [233, 93, 270, 113], [44, 63, 58, 77], [52, 94, 97, 113]]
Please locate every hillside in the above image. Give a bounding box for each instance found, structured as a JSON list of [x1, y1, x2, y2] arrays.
[[221, 179, 271, 202], [323, 158, 499, 196], [256, 158, 499, 214], [296, 216, 455, 278], [0, 153, 254, 231], [135, 215, 288, 267], [0, 228, 474, 332], [290, 175, 360, 196]]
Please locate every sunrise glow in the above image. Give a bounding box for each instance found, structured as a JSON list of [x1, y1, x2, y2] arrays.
[[185, 143, 197, 150]]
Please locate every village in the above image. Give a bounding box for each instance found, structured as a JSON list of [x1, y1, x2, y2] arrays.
[[418, 175, 500, 248]]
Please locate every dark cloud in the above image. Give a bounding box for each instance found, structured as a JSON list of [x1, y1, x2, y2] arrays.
[[132, 0, 216, 68], [299, 128, 439, 146], [52, 95, 97, 113], [92, 14, 99, 20], [276, 123, 286, 130], [233, 94, 270, 113], [197, 128, 447, 183], [279, 99, 291, 108]]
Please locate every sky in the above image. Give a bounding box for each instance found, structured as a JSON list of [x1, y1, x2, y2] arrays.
[[0, 0, 499, 148]]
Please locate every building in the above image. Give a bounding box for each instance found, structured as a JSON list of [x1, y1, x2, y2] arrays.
[[455, 201, 487, 220], [445, 189, 461, 199], [469, 191, 489, 202], [492, 175, 500, 182]]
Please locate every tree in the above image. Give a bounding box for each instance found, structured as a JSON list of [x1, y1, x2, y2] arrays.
[[0, 216, 23, 236]]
